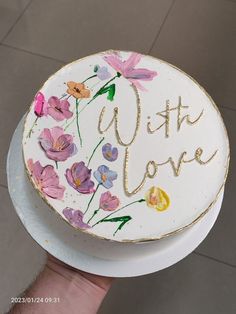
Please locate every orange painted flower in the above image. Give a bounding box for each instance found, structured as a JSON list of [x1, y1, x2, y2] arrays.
[[66, 81, 90, 99], [145, 186, 170, 211]]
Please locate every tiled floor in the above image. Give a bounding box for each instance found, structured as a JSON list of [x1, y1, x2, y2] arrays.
[[0, 0, 235, 313]]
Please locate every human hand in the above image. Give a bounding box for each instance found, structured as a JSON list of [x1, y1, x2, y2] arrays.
[[46, 253, 113, 295], [9, 253, 113, 314]]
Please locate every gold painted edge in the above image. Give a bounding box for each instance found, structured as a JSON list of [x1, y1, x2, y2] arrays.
[[21, 49, 230, 244]]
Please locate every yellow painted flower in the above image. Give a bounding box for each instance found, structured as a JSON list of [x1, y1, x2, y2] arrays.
[[145, 186, 170, 211], [66, 81, 90, 99]]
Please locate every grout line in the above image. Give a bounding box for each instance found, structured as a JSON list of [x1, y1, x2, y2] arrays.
[[1, 43, 66, 64], [218, 105, 236, 112], [148, 0, 176, 54], [0, 183, 7, 189], [194, 251, 236, 269], [225, 0, 236, 4], [1, 0, 34, 43]]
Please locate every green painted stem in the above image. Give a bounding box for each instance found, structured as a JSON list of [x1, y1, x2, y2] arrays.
[[55, 161, 58, 169], [27, 117, 38, 138], [92, 199, 145, 227], [87, 137, 105, 167], [82, 74, 97, 83], [59, 94, 67, 99], [96, 73, 120, 92], [84, 184, 100, 215], [87, 208, 100, 224], [78, 73, 120, 115], [76, 98, 83, 147]]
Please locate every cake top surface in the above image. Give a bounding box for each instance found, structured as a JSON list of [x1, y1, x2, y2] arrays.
[[22, 50, 229, 242]]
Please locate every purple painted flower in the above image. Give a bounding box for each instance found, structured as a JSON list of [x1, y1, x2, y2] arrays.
[[95, 65, 111, 80], [102, 143, 118, 161], [94, 165, 117, 189], [99, 191, 120, 211], [27, 159, 65, 199], [62, 207, 91, 229], [104, 52, 157, 91], [47, 96, 73, 121], [39, 127, 77, 162], [34, 92, 48, 117], [65, 162, 95, 194]]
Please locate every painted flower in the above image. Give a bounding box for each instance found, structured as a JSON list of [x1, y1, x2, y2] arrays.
[[99, 191, 120, 211], [27, 159, 65, 199], [94, 65, 111, 80], [94, 165, 117, 189], [47, 96, 73, 121], [39, 127, 77, 162], [145, 186, 170, 211], [62, 207, 91, 229], [67, 81, 90, 99], [104, 52, 157, 91], [34, 92, 48, 117], [65, 162, 95, 194], [102, 143, 118, 162]]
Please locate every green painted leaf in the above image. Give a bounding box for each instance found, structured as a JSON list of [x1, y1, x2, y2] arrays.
[[102, 215, 132, 236], [95, 83, 116, 101], [107, 84, 116, 101], [94, 65, 99, 72], [138, 199, 145, 203]]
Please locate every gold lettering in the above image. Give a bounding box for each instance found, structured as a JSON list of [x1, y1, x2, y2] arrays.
[[98, 85, 141, 147], [124, 147, 157, 196], [177, 96, 204, 130], [124, 147, 218, 196], [158, 152, 188, 176], [194, 147, 218, 165], [98, 106, 116, 133], [147, 97, 204, 137], [147, 100, 171, 137]]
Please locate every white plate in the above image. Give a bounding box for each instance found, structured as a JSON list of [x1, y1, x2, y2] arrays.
[[7, 116, 224, 277]]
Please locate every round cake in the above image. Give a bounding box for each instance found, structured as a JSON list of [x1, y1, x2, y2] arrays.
[[22, 50, 230, 242]]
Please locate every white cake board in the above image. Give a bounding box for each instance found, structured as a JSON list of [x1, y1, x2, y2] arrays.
[[7, 116, 224, 277]]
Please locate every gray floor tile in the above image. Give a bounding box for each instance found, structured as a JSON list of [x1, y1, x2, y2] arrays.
[[99, 253, 236, 314], [150, 0, 236, 110], [0, 0, 31, 42], [0, 186, 46, 314], [0, 169, 7, 187], [3, 0, 173, 62], [0, 45, 63, 186], [196, 107, 236, 266]]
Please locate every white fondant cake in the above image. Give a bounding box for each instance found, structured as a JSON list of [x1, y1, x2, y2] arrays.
[[22, 50, 229, 242]]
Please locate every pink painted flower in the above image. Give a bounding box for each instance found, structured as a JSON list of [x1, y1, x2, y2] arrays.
[[103, 52, 157, 91], [62, 208, 91, 229], [47, 96, 73, 121], [99, 191, 120, 211], [27, 159, 65, 199], [65, 162, 95, 194], [39, 127, 77, 162], [34, 92, 48, 117]]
